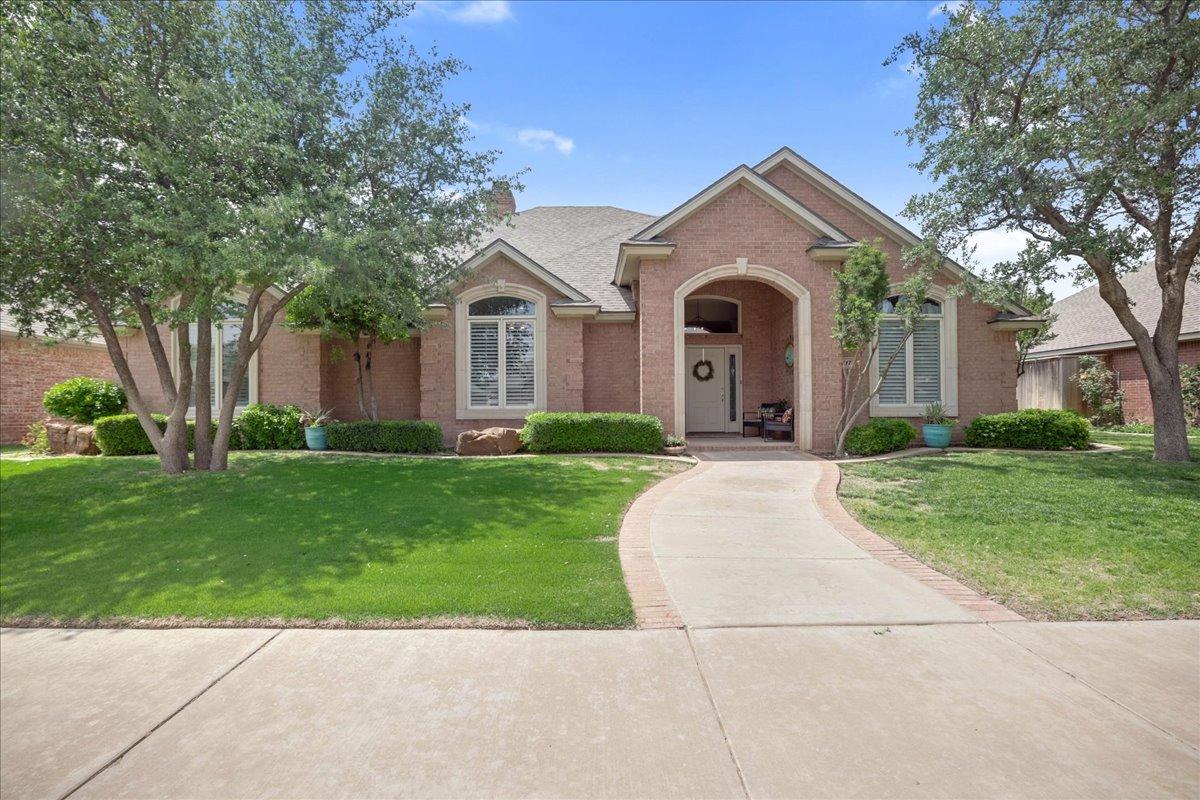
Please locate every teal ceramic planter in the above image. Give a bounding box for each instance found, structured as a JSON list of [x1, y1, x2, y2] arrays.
[[922, 423, 952, 448], [305, 425, 328, 451]]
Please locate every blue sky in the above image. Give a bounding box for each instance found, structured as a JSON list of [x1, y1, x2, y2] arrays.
[[398, 0, 1082, 299]]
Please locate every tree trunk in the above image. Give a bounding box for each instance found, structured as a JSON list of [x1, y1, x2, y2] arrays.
[[365, 335, 378, 421], [353, 346, 368, 419], [193, 315, 213, 470], [161, 321, 194, 474]]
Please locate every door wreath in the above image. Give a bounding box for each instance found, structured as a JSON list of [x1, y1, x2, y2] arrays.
[[692, 359, 715, 382]]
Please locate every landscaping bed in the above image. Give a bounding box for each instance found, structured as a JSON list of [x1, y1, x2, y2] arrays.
[[837, 432, 1200, 620], [0, 451, 687, 628]]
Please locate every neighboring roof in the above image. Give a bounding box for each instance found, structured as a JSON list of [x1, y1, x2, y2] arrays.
[[1028, 266, 1200, 358], [472, 206, 656, 312], [0, 307, 106, 348]]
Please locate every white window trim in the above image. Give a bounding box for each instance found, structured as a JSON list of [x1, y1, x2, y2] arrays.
[[170, 293, 259, 418], [684, 294, 742, 335], [455, 283, 547, 420], [870, 285, 958, 417]]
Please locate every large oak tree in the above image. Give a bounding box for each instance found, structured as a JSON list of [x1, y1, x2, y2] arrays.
[[1, 0, 508, 472], [894, 0, 1199, 461]]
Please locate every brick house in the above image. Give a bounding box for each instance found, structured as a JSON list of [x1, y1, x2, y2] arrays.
[[117, 147, 1040, 450], [1020, 266, 1199, 423], [0, 310, 115, 443]]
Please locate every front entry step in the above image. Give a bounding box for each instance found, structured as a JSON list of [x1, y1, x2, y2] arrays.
[[686, 436, 801, 452]]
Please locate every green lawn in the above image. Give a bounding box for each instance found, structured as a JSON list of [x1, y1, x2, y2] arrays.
[[838, 432, 1200, 620], [0, 452, 686, 628]]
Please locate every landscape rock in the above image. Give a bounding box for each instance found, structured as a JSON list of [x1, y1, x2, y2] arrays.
[[44, 421, 100, 455], [455, 427, 522, 456]]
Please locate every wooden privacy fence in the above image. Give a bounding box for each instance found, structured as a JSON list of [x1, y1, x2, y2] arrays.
[[1017, 355, 1084, 412]]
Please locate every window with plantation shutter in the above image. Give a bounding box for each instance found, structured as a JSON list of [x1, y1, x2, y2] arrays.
[[504, 321, 535, 407], [877, 319, 908, 405], [469, 322, 500, 407], [875, 296, 944, 409], [465, 293, 538, 412]]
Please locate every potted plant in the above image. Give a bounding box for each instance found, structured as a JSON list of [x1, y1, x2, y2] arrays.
[[300, 407, 334, 451], [663, 435, 687, 456], [921, 402, 955, 448]]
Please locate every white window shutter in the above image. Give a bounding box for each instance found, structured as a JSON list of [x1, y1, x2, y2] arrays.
[[469, 322, 500, 407], [912, 319, 941, 404], [504, 321, 535, 407], [877, 319, 908, 404]]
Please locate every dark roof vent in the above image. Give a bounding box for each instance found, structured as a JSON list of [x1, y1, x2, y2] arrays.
[[490, 183, 517, 218]]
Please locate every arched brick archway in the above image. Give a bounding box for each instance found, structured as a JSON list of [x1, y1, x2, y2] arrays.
[[672, 260, 812, 448]]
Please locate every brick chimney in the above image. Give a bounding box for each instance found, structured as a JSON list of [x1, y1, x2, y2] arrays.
[[490, 182, 517, 218]]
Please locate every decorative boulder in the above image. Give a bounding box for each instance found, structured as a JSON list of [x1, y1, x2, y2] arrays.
[[43, 420, 100, 455], [455, 427, 522, 456], [44, 421, 71, 454], [66, 424, 100, 455]]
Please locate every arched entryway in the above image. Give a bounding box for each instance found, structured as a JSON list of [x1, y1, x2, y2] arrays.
[[672, 260, 812, 448]]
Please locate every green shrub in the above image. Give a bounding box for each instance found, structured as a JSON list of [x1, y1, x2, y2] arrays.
[[233, 403, 304, 450], [844, 418, 917, 456], [519, 412, 664, 454], [325, 420, 443, 453], [42, 377, 126, 423], [93, 413, 215, 456], [21, 420, 50, 455], [963, 409, 1091, 450]]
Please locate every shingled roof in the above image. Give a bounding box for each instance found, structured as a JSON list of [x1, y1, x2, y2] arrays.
[[1028, 266, 1200, 358], [476, 206, 656, 312]]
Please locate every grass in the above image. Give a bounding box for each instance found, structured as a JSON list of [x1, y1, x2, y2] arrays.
[[838, 432, 1200, 620], [0, 451, 687, 628]]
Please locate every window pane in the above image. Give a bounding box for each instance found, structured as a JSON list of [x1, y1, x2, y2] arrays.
[[877, 319, 908, 404], [913, 319, 941, 403], [504, 321, 535, 407], [684, 297, 738, 334], [469, 321, 500, 407], [221, 323, 249, 406], [468, 296, 535, 317]]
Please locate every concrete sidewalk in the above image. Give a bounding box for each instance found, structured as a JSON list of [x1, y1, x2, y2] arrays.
[[2, 622, 1197, 799]]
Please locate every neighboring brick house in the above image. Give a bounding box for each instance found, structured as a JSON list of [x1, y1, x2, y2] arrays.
[[117, 147, 1040, 450], [1020, 266, 1200, 423], [0, 311, 115, 443]]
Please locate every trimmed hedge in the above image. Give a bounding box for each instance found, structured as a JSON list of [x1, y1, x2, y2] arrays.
[[325, 420, 443, 454], [520, 412, 664, 454], [964, 409, 1091, 450], [845, 418, 917, 456], [93, 413, 208, 456], [43, 377, 127, 424], [234, 403, 305, 450]]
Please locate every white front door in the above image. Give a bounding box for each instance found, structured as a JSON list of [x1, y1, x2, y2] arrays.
[[685, 346, 738, 432]]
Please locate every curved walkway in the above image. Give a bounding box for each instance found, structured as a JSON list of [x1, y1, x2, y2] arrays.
[[641, 451, 1019, 629]]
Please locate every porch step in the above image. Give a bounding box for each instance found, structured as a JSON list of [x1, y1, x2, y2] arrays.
[[685, 436, 802, 452]]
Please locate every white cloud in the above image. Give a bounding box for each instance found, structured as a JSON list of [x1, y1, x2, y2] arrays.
[[516, 128, 575, 156], [928, 0, 965, 18], [413, 1, 513, 24], [965, 229, 1090, 300]]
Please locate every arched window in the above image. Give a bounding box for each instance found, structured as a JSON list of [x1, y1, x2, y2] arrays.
[[467, 294, 537, 410], [684, 296, 740, 334], [876, 295, 944, 408]]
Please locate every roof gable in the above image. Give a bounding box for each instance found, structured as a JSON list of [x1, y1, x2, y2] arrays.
[[460, 239, 589, 303], [632, 165, 851, 243]]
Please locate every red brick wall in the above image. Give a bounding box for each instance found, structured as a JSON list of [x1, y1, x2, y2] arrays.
[[320, 337, 421, 421], [420, 254, 585, 442], [1108, 340, 1200, 423], [582, 322, 639, 412], [0, 337, 115, 443]]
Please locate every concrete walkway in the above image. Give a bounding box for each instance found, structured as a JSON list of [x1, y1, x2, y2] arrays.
[[2, 452, 1197, 798], [652, 452, 979, 628]]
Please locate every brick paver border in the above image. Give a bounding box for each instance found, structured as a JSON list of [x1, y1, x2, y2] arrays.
[[812, 459, 1025, 623], [618, 460, 712, 629]]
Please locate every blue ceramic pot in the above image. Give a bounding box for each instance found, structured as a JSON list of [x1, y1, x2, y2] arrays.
[[922, 423, 952, 448], [305, 425, 328, 451]]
